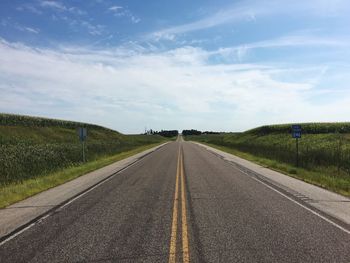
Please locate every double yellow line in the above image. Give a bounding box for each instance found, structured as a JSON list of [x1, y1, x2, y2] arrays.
[[168, 147, 190, 263]]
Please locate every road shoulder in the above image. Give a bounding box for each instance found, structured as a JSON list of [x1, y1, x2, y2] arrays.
[[191, 142, 350, 226], [0, 143, 168, 241]]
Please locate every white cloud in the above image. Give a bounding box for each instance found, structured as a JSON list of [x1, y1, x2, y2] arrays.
[[130, 15, 141, 24], [149, 0, 350, 40], [40, 1, 67, 11], [22, 27, 40, 34], [7, 21, 41, 34], [209, 33, 350, 61], [0, 39, 350, 133], [242, 35, 348, 49], [39, 1, 86, 15], [108, 6, 141, 24], [80, 21, 105, 36], [16, 4, 43, 14], [108, 6, 123, 11], [68, 7, 87, 16], [48, 14, 104, 36]]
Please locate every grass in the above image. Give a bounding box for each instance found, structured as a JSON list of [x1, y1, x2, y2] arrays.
[[194, 142, 350, 197], [185, 123, 350, 197], [0, 113, 169, 207], [246, 122, 350, 134], [0, 143, 163, 208], [0, 113, 167, 185]]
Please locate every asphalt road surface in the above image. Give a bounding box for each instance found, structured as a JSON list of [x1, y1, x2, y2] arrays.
[[0, 140, 349, 262]]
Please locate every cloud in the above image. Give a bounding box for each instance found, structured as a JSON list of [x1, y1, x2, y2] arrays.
[[243, 35, 348, 49], [151, 5, 264, 39], [130, 15, 141, 24], [2, 19, 40, 34], [108, 6, 141, 24], [80, 21, 105, 36], [108, 6, 123, 12], [39, 1, 86, 15], [209, 33, 350, 61], [67, 7, 87, 16], [22, 27, 40, 34], [16, 4, 43, 15], [40, 1, 67, 11], [1, 38, 350, 132], [47, 11, 103, 36], [149, 0, 350, 40]]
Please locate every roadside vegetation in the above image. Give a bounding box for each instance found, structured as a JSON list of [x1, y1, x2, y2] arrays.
[[0, 144, 161, 208], [0, 113, 168, 206], [184, 123, 350, 196], [144, 129, 179, 137]]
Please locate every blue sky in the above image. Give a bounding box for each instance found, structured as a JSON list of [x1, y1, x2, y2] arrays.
[[1, 0, 350, 133]]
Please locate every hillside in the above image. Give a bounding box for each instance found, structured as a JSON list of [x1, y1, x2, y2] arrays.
[[246, 122, 350, 135], [0, 113, 166, 185], [185, 123, 350, 196]]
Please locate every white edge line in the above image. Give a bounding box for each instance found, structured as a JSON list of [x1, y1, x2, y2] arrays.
[[242, 169, 350, 235], [193, 142, 350, 235], [57, 157, 142, 211], [0, 223, 35, 246], [0, 144, 166, 246]]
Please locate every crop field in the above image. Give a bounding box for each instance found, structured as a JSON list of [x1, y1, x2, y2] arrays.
[[0, 113, 166, 185], [185, 123, 350, 195]]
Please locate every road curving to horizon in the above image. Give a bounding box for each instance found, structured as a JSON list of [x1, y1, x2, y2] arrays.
[[0, 140, 349, 262]]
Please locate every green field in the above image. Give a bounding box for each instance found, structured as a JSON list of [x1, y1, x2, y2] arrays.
[[0, 144, 162, 208], [185, 123, 350, 196], [0, 113, 167, 186]]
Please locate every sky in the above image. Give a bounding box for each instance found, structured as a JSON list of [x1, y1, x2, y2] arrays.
[[1, 0, 350, 133]]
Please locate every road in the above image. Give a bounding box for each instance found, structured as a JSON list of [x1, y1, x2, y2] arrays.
[[0, 140, 349, 262]]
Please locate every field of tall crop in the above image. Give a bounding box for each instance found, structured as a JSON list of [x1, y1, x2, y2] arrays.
[[185, 123, 350, 195], [0, 113, 166, 186]]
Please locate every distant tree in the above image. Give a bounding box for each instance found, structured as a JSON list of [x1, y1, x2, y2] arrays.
[[203, 131, 220, 134], [182, 129, 202, 136], [152, 129, 179, 137]]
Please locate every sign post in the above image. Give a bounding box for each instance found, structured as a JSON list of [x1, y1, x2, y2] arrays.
[[78, 127, 87, 162], [291, 125, 301, 167]]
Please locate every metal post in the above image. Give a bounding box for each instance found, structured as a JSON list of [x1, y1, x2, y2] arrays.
[[296, 138, 299, 167], [82, 141, 85, 162], [78, 127, 87, 163]]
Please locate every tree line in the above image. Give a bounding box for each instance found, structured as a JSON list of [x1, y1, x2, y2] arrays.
[[182, 129, 220, 136], [145, 129, 179, 138]]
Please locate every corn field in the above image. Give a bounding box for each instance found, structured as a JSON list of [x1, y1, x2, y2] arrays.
[[0, 114, 165, 185], [186, 123, 350, 176]]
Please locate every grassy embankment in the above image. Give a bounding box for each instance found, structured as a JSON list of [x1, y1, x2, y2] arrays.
[[185, 123, 350, 196], [0, 114, 167, 207]]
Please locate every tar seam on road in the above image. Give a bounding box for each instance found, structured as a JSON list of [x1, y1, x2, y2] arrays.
[[231, 161, 350, 235], [195, 143, 350, 235], [249, 175, 350, 235], [168, 146, 190, 263], [0, 144, 167, 247]]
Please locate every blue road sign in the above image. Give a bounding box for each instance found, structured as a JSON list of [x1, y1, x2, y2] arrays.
[[79, 127, 87, 141], [291, 125, 301, 138], [292, 131, 301, 138]]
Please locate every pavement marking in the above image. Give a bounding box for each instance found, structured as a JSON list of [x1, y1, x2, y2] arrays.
[[168, 147, 181, 263], [0, 223, 35, 246], [0, 144, 166, 247], [195, 142, 350, 235], [242, 170, 350, 235], [168, 146, 191, 263], [180, 148, 190, 263]]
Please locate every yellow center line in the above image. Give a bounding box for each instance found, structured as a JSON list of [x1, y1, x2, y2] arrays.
[[168, 147, 181, 263], [180, 148, 190, 263], [168, 146, 190, 263]]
